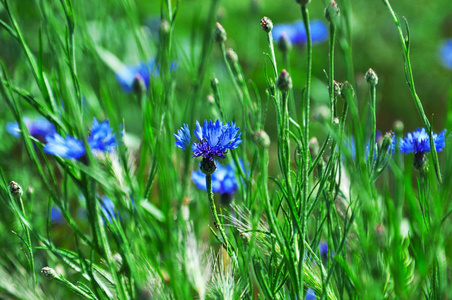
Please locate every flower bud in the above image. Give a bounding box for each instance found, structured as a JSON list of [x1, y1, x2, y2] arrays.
[[200, 158, 217, 175], [9, 181, 23, 200], [325, 1, 340, 23], [207, 94, 215, 105], [159, 19, 170, 38], [365, 68, 378, 86], [260, 16, 273, 33], [333, 80, 341, 98], [41, 267, 57, 279], [253, 129, 271, 149], [225, 48, 239, 65], [393, 120, 404, 136], [278, 34, 292, 54], [214, 22, 227, 43], [276, 69, 292, 92], [340, 81, 354, 99]]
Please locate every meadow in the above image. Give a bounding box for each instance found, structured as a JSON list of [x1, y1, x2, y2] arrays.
[[0, 0, 452, 299]]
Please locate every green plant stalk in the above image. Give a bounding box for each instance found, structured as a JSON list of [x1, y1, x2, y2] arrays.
[[369, 83, 377, 173], [300, 4, 312, 293], [382, 0, 442, 184], [17, 194, 36, 286], [206, 174, 235, 257], [266, 31, 278, 78], [329, 22, 337, 120]]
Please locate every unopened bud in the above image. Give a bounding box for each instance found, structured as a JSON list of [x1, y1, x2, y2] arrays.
[[200, 158, 217, 175], [365, 68, 378, 86], [225, 48, 238, 64], [393, 120, 404, 136], [260, 16, 273, 33], [214, 22, 227, 43], [159, 19, 170, 37], [276, 69, 292, 92], [41, 267, 57, 279], [9, 181, 23, 199], [278, 34, 292, 54], [340, 81, 354, 99], [309, 137, 320, 157], [253, 129, 271, 149], [325, 1, 340, 23], [380, 131, 394, 154]]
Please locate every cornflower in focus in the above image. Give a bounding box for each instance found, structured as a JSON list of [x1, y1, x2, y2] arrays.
[[272, 20, 328, 46], [44, 118, 119, 160], [174, 120, 242, 174], [440, 39, 452, 69], [7, 117, 55, 142]]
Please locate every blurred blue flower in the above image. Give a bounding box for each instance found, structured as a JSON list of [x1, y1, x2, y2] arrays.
[[50, 207, 64, 224], [192, 161, 242, 195], [305, 288, 316, 300], [88, 118, 118, 152], [175, 120, 242, 162], [319, 241, 329, 261], [7, 117, 55, 141], [100, 196, 119, 223], [272, 20, 328, 45], [116, 59, 176, 92], [440, 39, 452, 69], [399, 128, 446, 154], [43, 133, 86, 160]]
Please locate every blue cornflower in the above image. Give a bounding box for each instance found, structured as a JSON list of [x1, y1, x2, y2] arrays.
[[43, 133, 86, 160], [192, 161, 241, 193], [50, 207, 64, 224], [272, 20, 328, 45], [88, 118, 118, 152], [116, 59, 177, 92], [319, 242, 329, 261], [305, 288, 316, 300], [440, 39, 452, 69], [7, 117, 55, 141], [174, 123, 191, 150], [399, 128, 446, 154], [175, 120, 242, 162], [100, 196, 119, 223]]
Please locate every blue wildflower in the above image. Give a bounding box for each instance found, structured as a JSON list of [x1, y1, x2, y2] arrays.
[[306, 288, 316, 300], [319, 242, 329, 261], [116, 59, 176, 92], [399, 128, 446, 154], [174, 123, 191, 150], [7, 117, 55, 141], [100, 196, 119, 223], [440, 39, 452, 69], [43, 133, 86, 160], [272, 20, 328, 45], [50, 207, 64, 224], [192, 161, 240, 194], [175, 120, 242, 162], [88, 118, 118, 152]]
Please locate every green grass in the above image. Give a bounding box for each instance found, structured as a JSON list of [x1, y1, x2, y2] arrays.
[[0, 0, 451, 299]]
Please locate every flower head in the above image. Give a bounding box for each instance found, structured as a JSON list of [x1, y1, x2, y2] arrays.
[[43, 133, 86, 160], [192, 120, 242, 161], [7, 117, 55, 141], [399, 128, 446, 154], [440, 39, 452, 69], [88, 118, 118, 152], [272, 20, 328, 45]]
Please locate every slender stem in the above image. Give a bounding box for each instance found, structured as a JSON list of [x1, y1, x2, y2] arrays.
[[369, 83, 377, 172], [266, 31, 278, 78], [18, 195, 36, 286]]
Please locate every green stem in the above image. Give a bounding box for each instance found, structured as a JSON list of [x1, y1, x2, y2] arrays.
[[266, 31, 278, 78], [369, 83, 377, 172], [18, 195, 36, 286]]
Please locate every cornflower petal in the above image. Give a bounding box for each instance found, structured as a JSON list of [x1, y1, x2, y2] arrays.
[[174, 123, 191, 151], [44, 133, 86, 160]]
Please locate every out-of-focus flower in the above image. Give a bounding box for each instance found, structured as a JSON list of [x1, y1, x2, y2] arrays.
[[88, 118, 118, 152], [50, 207, 64, 224], [7, 117, 55, 141], [319, 241, 329, 261], [399, 128, 446, 154], [116, 59, 176, 92], [100, 196, 119, 223], [440, 39, 452, 69], [174, 123, 191, 151], [272, 20, 328, 45], [305, 288, 316, 300], [43, 134, 86, 160]]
